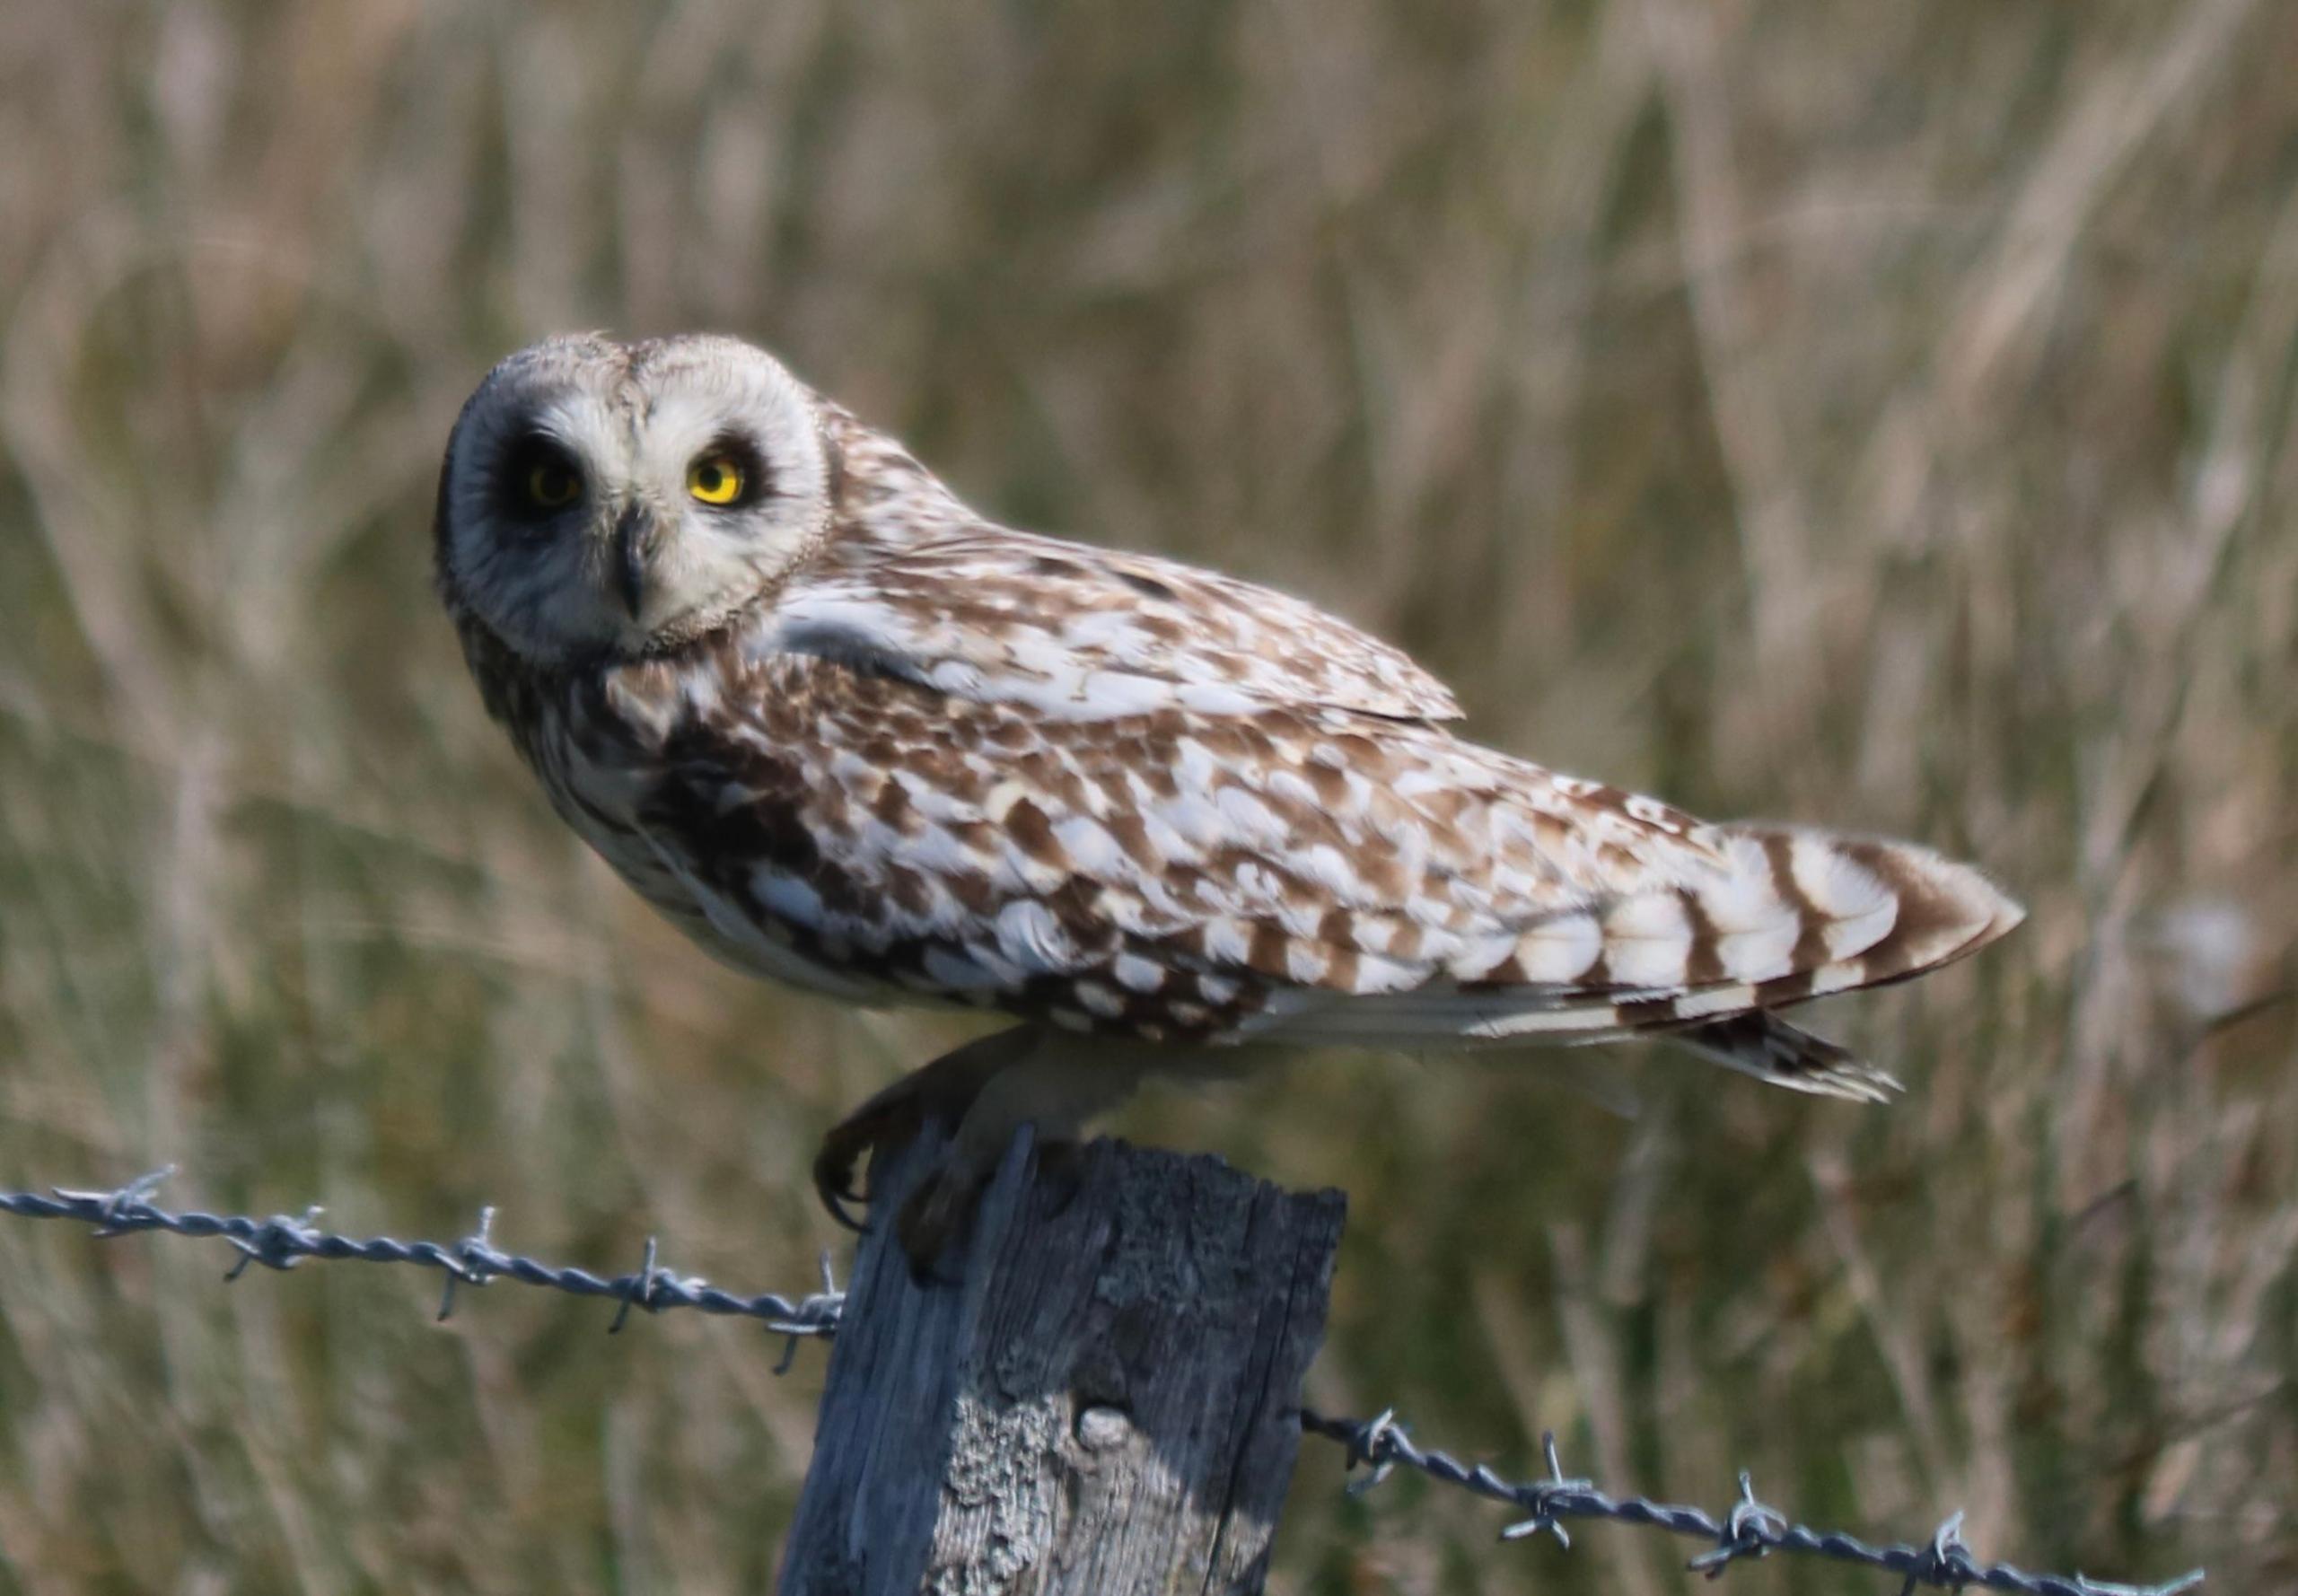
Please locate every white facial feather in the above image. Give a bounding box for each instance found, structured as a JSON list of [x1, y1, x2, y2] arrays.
[[437, 333, 832, 663]]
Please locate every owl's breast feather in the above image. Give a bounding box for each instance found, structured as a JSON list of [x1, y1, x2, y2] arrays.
[[509, 645, 915, 1005]]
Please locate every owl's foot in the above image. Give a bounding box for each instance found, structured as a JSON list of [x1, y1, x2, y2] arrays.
[[811, 1094, 917, 1234], [888, 1046, 1154, 1276], [811, 1027, 1037, 1233], [816, 1027, 1156, 1276]]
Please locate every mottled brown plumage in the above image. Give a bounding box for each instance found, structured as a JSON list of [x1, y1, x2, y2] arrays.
[[434, 333, 2024, 1260]]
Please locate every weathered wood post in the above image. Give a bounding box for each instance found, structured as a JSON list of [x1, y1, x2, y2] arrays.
[[778, 1123, 1346, 1595]]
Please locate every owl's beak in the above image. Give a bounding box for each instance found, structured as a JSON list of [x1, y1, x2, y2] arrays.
[[611, 503, 657, 618]]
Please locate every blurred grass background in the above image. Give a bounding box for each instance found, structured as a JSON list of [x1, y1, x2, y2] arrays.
[[1, 2, 2294, 1591]]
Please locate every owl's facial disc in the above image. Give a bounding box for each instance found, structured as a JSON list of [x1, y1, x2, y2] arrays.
[[437, 334, 832, 664]]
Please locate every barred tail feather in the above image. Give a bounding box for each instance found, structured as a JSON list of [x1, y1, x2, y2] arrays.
[[1608, 828, 2022, 1097], [1242, 824, 2024, 1092]]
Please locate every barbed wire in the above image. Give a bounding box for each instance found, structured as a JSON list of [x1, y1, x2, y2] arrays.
[[0, 1169, 2205, 1595], [1297, 1408, 2202, 1596], [0, 1165, 845, 1370]]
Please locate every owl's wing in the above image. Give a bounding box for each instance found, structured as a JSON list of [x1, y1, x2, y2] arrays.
[[618, 648, 2018, 1101], [988, 711, 2020, 1088], [767, 525, 1462, 723]]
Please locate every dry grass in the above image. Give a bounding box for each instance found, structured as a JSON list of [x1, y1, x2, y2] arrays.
[[0, 3, 2294, 1591]]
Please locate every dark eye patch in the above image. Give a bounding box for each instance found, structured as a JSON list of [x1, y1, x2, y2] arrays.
[[495, 433, 585, 524]]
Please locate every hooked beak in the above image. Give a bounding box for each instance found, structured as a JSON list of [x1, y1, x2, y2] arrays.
[[611, 503, 657, 618]]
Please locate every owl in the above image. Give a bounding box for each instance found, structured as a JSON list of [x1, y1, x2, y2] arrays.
[[433, 333, 2023, 1266]]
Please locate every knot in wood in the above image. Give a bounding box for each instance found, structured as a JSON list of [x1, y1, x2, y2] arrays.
[[1074, 1404, 1133, 1452]]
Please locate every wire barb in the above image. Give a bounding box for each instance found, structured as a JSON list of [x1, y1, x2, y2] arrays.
[[1497, 1429, 1592, 1548], [1897, 1512, 1972, 1596], [52, 1165, 178, 1238], [771, 1251, 843, 1375], [436, 1206, 498, 1323], [0, 1171, 2206, 1595], [1339, 1408, 1402, 1496], [223, 1205, 326, 1280], [609, 1235, 664, 1334], [1684, 1471, 1788, 1577]]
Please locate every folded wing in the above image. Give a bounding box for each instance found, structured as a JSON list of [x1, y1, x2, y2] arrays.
[[642, 628, 2018, 1100], [769, 524, 1462, 723]]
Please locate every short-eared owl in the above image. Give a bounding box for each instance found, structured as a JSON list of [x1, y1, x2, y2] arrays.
[[434, 333, 2022, 1263]]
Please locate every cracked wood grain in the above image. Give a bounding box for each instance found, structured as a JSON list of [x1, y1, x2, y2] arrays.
[[777, 1124, 1346, 1596]]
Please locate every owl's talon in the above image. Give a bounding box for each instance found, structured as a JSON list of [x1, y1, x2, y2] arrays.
[[811, 1092, 921, 1232], [810, 1030, 1029, 1234], [811, 1146, 863, 1230], [817, 1180, 870, 1235]]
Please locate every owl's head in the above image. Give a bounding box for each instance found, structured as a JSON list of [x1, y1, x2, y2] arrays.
[[434, 333, 837, 664]]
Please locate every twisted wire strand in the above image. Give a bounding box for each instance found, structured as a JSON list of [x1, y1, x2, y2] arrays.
[[0, 1167, 845, 1366], [1298, 1408, 2204, 1596], [0, 1170, 2206, 1594]]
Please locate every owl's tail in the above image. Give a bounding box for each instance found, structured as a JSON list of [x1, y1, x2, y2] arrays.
[[1243, 823, 2022, 1096], [1592, 825, 2022, 1100], [1627, 824, 2023, 1101]]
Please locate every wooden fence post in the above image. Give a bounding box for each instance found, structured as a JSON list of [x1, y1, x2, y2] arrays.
[[777, 1122, 1346, 1595]]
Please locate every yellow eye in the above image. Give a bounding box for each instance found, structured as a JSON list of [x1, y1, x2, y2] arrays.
[[688, 452, 745, 506], [525, 460, 580, 509]]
